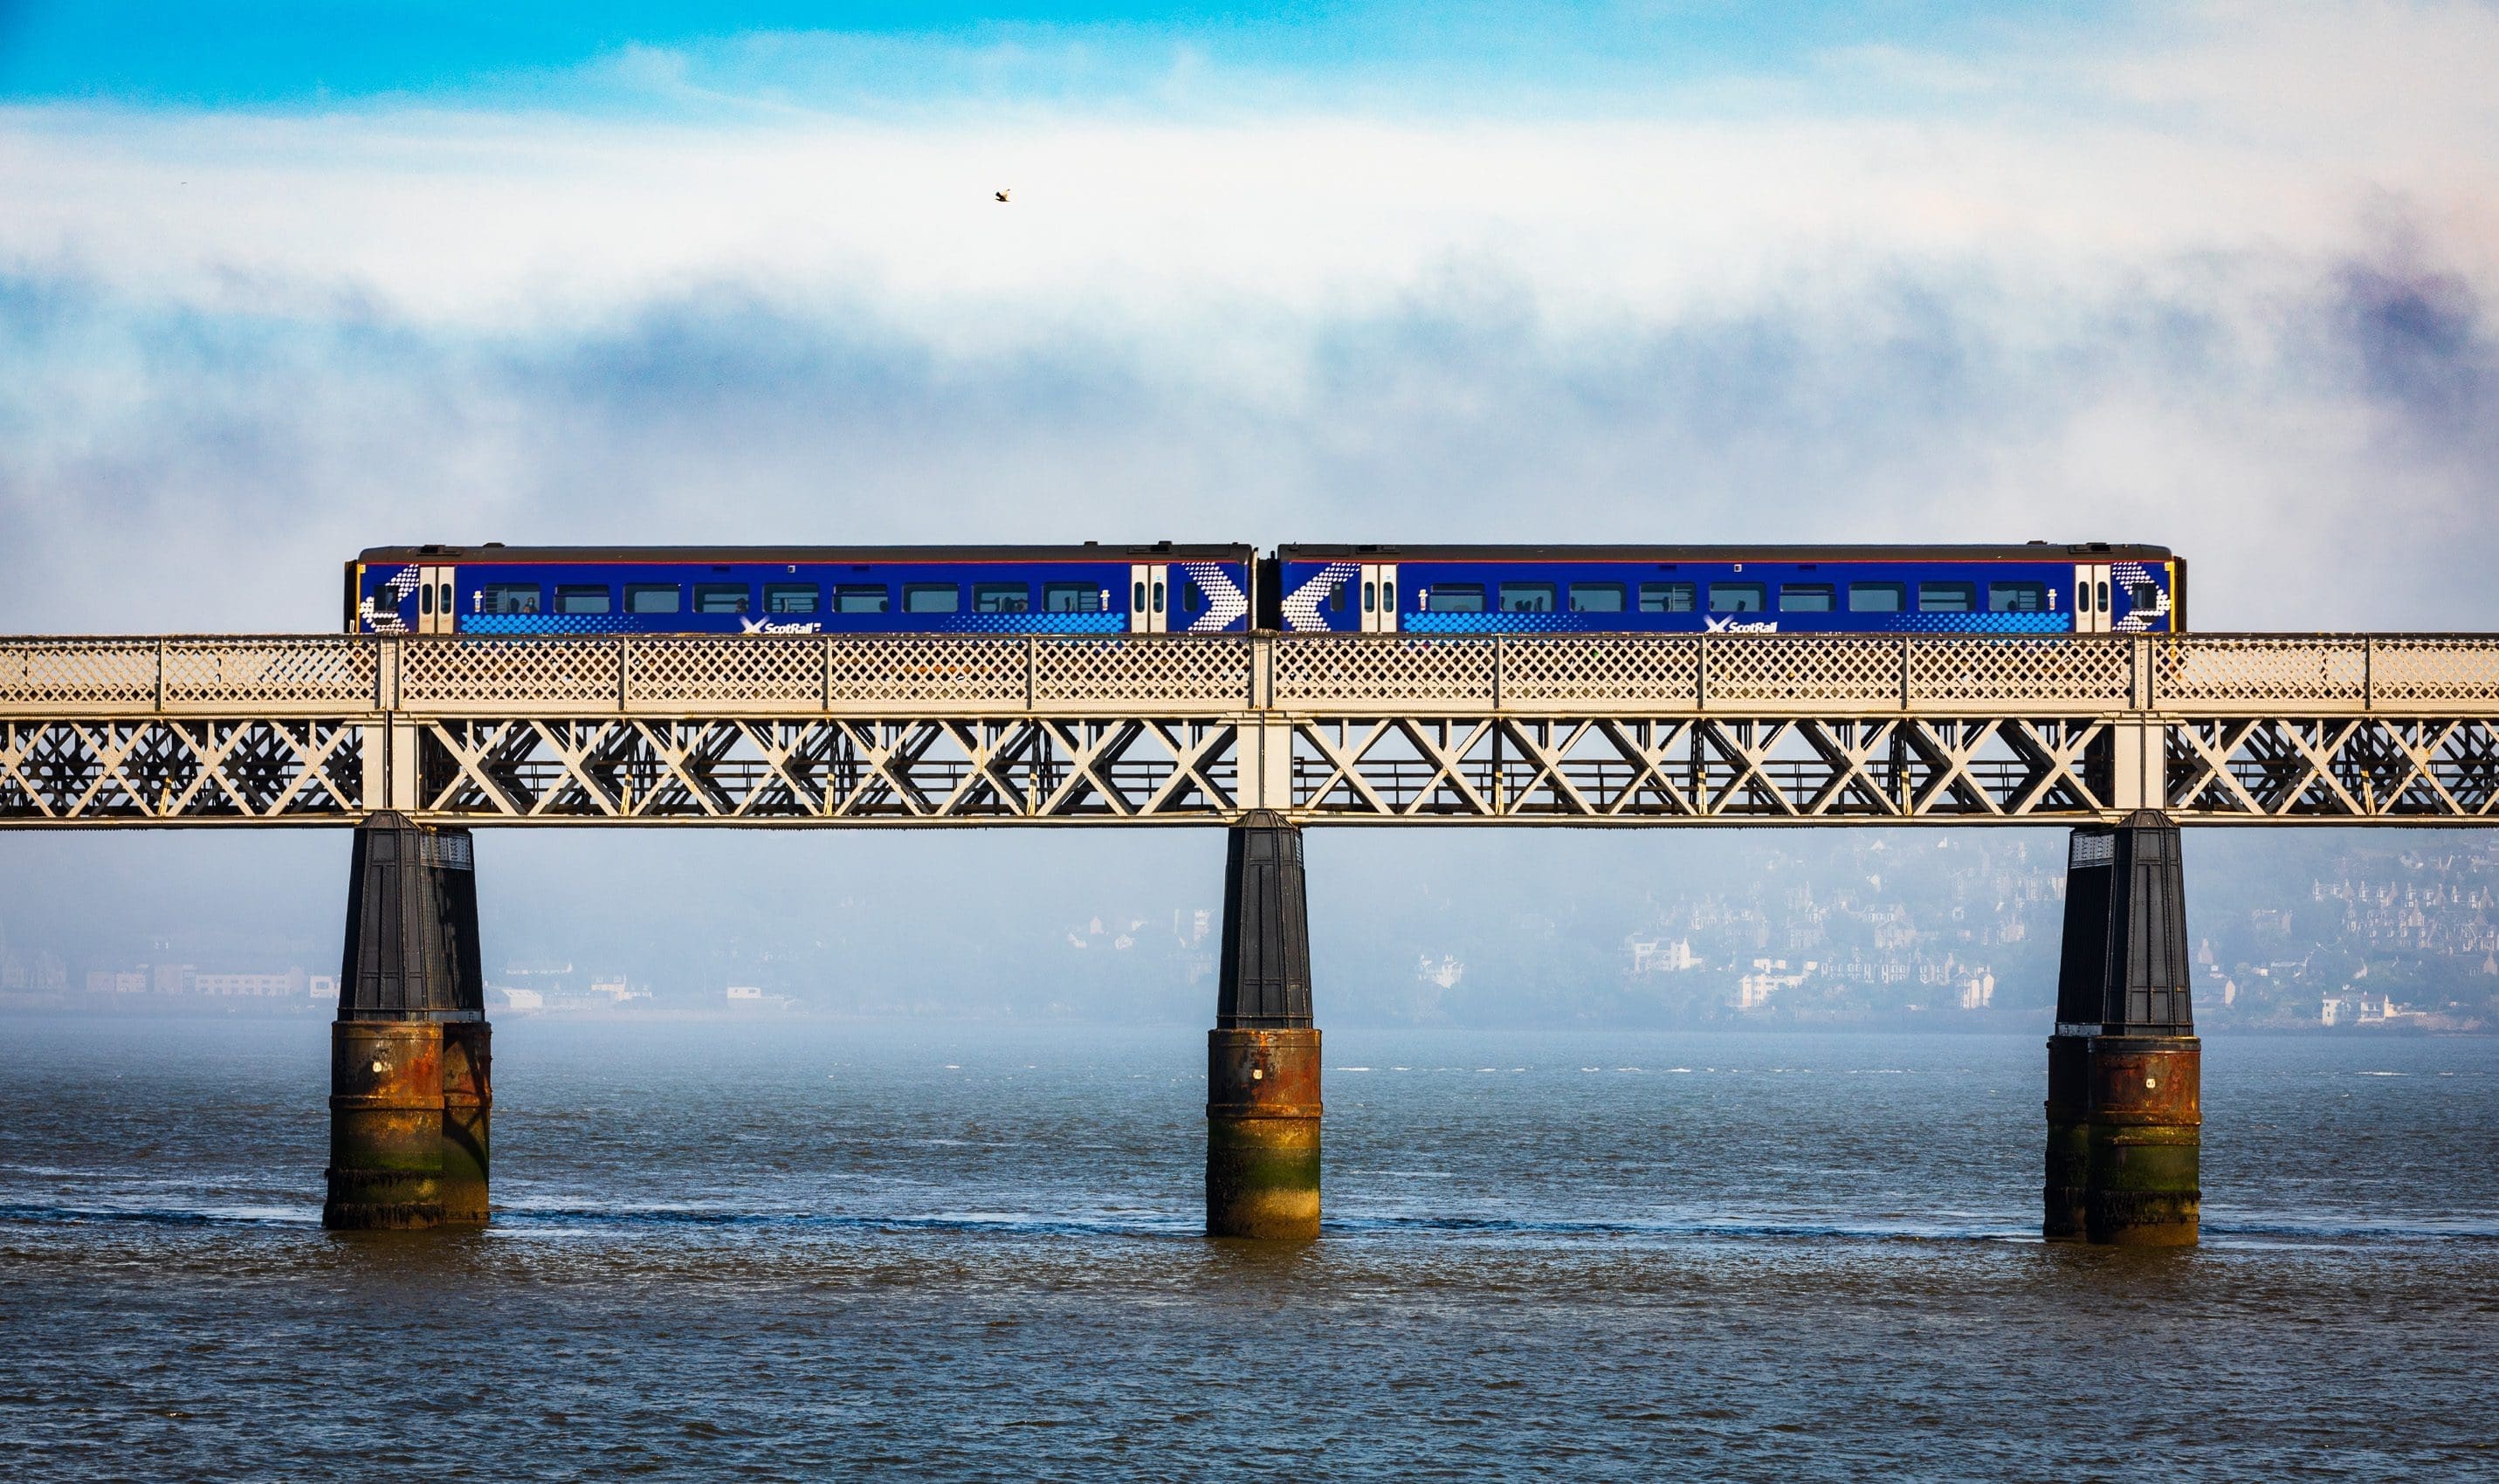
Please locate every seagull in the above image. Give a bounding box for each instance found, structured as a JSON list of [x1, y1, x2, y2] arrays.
[[995, 189, 1010, 203]]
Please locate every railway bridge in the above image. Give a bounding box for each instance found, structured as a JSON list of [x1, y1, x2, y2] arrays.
[[7, 630, 2498, 1243]]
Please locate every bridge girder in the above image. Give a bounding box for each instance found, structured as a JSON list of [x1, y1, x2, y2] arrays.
[[3, 633, 2496, 825]]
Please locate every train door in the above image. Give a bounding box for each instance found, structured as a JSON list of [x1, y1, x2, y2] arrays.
[[1129, 564, 1167, 634], [417, 564, 458, 635], [2072, 564, 2110, 634], [1359, 563, 1399, 633]]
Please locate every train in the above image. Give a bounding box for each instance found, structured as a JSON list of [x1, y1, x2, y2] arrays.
[[348, 541, 2183, 636]]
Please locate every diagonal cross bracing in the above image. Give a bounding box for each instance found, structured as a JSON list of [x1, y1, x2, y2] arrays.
[[3, 633, 2498, 825]]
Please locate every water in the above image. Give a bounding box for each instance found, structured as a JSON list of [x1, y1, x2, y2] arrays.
[[3, 1017, 2495, 1480]]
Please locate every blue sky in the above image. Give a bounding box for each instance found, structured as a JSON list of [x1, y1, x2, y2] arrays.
[[0, 3, 2114, 107], [0, 1, 2494, 634]]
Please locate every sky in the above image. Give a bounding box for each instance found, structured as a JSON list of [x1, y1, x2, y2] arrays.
[[0, 0, 2493, 633], [1, 3, 2495, 1015]]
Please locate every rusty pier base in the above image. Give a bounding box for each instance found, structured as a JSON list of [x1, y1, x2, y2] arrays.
[[2046, 811, 2200, 1247], [325, 813, 492, 1231], [1207, 811, 1321, 1240]]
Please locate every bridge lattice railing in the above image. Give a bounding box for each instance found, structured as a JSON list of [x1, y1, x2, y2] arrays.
[[4, 634, 2499, 717]]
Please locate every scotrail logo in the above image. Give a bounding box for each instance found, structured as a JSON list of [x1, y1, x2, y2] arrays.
[[740, 617, 823, 635], [1704, 615, 1779, 634]]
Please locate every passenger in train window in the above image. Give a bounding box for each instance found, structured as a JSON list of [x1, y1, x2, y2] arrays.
[[835, 584, 889, 614], [1571, 582, 1626, 613], [1043, 582, 1102, 613], [1709, 582, 1766, 613], [626, 583, 681, 615], [692, 583, 749, 615], [1499, 581, 1557, 613], [1423, 583, 1485, 613], [555, 585, 610, 615], [1638, 581, 1694, 613], [765, 583, 819, 615], [905, 583, 960, 614], [1780, 583, 1835, 613], [1990, 581, 2048, 613], [480, 582, 541, 615], [1848, 582, 1904, 613], [1919, 581, 1975, 613], [974, 582, 1029, 614]]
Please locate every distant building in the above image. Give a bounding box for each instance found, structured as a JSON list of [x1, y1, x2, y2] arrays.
[[192, 969, 309, 998], [1627, 937, 1700, 973]]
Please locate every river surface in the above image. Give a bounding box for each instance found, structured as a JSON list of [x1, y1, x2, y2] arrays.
[[2, 1016, 2494, 1480]]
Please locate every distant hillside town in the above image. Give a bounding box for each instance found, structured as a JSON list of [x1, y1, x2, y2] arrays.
[[3, 835, 2491, 1029]]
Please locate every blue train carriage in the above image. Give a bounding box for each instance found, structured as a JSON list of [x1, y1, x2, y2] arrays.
[[345, 543, 1261, 636], [1267, 543, 2185, 636]]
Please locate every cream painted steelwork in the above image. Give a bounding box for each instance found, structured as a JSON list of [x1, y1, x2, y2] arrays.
[[2, 634, 2496, 825]]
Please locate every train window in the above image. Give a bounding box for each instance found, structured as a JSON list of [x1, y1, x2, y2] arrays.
[[1709, 582, 1766, 614], [1382, 580, 1395, 610], [692, 584, 749, 615], [1848, 582, 1904, 613], [625, 584, 681, 614], [1918, 581, 1975, 613], [974, 582, 1029, 614], [1989, 581, 2048, 613], [904, 583, 960, 614], [764, 583, 819, 615], [1571, 583, 1625, 613], [1043, 582, 1104, 613], [1780, 584, 1835, 613], [1132, 581, 1146, 613], [1638, 581, 1695, 613], [1362, 581, 1376, 614], [1423, 583, 1485, 613], [2097, 581, 2110, 611], [2127, 581, 2158, 608], [555, 585, 611, 615], [1329, 581, 1347, 613], [1181, 583, 1203, 614], [418, 584, 433, 615], [834, 585, 888, 615], [479, 582, 541, 615], [1152, 581, 1165, 613], [1499, 581, 1558, 613]]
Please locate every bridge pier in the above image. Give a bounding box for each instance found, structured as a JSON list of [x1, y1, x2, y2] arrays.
[[1207, 810, 1321, 1240], [325, 812, 490, 1231], [2046, 810, 2200, 1247]]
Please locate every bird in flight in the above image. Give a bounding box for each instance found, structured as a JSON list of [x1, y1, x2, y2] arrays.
[[995, 189, 1011, 203]]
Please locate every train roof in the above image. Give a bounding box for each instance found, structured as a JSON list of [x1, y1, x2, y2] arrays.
[[356, 542, 1256, 565], [1274, 542, 2177, 563]]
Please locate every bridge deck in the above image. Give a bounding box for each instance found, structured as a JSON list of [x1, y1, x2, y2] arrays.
[[3, 634, 2496, 825]]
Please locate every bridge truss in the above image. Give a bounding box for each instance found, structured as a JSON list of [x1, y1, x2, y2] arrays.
[[3, 634, 2496, 826]]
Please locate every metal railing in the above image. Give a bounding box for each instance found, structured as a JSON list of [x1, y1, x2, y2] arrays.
[[7, 632, 2499, 718]]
